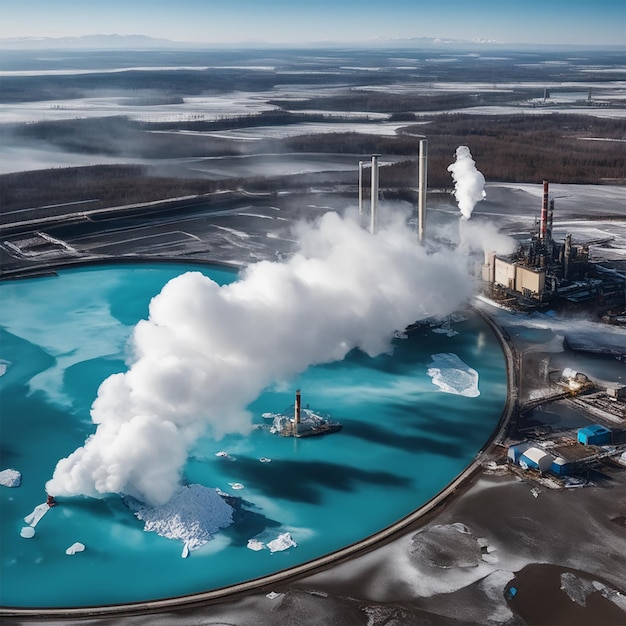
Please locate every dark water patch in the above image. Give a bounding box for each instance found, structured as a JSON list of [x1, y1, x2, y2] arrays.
[[340, 417, 466, 458], [216, 455, 412, 505], [506, 563, 626, 626]]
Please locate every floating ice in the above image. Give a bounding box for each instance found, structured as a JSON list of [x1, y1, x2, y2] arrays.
[[427, 353, 480, 397], [129, 484, 234, 551], [229, 482, 244, 490], [260, 457, 271, 463], [267, 532, 297, 553], [20, 526, 35, 539], [0, 359, 8, 376], [24, 502, 50, 527], [181, 542, 190, 558], [247, 539, 265, 551], [0, 468, 21, 487], [65, 542, 85, 555]]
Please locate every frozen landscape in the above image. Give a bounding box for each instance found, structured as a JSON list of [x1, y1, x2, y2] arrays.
[[1, 41, 625, 625]]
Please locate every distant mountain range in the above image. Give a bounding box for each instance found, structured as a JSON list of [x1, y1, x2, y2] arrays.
[[0, 34, 618, 50], [0, 34, 183, 49]]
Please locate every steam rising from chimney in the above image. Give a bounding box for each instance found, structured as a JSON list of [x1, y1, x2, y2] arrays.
[[447, 146, 486, 220], [46, 211, 477, 507]]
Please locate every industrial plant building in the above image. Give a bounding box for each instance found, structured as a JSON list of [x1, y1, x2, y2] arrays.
[[481, 181, 625, 310]]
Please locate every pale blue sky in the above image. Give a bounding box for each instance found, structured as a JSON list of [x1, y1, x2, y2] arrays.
[[0, 0, 624, 45]]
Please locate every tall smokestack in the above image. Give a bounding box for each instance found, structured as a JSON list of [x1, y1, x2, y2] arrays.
[[547, 199, 555, 246], [294, 389, 301, 425], [358, 160, 364, 216], [540, 180, 549, 242], [370, 154, 379, 235], [418, 139, 428, 243]]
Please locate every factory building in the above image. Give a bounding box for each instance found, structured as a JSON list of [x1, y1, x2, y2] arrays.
[[577, 424, 612, 446], [482, 180, 625, 309]]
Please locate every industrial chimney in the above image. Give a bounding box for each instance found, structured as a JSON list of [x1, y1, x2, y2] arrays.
[[418, 139, 428, 243], [540, 180, 549, 242], [294, 389, 301, 426], [370, 154, 380, 234], [358, 160, 364, 216]]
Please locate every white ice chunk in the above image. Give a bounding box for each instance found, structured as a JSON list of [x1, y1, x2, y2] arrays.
[[181, 541, 190, 558], [24, 502, 50, 527], [229, 482, 244, 490], [130, 484, 234, 551], [247, 539, 265, 551], [65, 542, 85, 555], [427, 353, 480, 397], [267, 532, 297, 553], [0, 468, 21, 487], [20, 526, 35, 538]]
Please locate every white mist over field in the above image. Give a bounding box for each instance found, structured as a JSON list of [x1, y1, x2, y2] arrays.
[[47, 156, 506, 507], [448, 146, 486, 220]]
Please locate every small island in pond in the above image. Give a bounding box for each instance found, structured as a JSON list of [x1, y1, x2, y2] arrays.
[[266, 390, 342, 438]]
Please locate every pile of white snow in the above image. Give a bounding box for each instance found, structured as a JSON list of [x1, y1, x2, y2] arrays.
[[0, 468, 21, 487], [129, 484, 234, 552], [427, 353, 480, 397]]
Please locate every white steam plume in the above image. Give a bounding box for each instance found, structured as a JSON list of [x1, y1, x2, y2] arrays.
[[447, 146, 486, 220], [47, 211, 476, 506]]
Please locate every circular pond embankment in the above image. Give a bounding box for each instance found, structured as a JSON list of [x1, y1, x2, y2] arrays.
[[0, 262, 509, 616]]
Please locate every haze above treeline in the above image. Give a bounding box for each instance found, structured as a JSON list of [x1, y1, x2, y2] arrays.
[[0, 34, 622, 51]]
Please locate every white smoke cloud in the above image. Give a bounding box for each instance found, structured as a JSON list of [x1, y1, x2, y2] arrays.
[[447, 146, 486, 220], [46, 210, 477, 506]]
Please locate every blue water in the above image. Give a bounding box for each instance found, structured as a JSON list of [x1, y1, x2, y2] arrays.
[[0, 264, 507, 608]]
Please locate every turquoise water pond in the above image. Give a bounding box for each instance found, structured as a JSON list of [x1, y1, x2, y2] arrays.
[[0, 264, 507, 608]]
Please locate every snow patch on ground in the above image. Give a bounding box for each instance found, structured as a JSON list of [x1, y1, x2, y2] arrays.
[[128, 484, 234, 552], [427, 353, 480, 397]]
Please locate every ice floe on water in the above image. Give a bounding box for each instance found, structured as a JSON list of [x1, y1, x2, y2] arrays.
[[246, 530, 298, 553], [0, 359, 9, 376], [268, 532, 297, 553], [20, 526, 35, 539], [0, 468, 21, 487], [23, 502, 51, 527], [427, 353, 480, 397], [65, 542, 85, 555], [128, 484, 234, 553]]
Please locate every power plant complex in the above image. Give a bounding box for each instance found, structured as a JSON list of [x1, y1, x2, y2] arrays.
[[361, 145, 625, 314], [481, 180, 625, 311]]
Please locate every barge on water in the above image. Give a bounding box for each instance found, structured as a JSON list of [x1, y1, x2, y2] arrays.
[[269, 389, 342, 438]]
